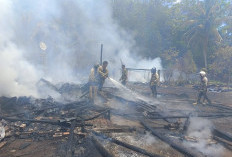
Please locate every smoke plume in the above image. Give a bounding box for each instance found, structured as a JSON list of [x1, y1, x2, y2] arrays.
[[184, 117, 225, 157], [0, 0, 162, 97]]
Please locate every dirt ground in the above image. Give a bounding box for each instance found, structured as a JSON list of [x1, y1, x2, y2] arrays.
[[127, 83, 232, 106], [158, 86, 232, 106]]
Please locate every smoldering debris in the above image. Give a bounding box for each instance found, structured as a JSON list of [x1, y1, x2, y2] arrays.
[[36, 78, 84, 102], [0, 90, 111, 156], [184, 117, 225, 157], [0, 81, 231, 156], [0, 123, 5, 141]]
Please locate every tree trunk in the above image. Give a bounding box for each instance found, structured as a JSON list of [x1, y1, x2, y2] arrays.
[[203, 38, 208, 69], [203, 31, 210, 69], [203, 48, 207, 69]]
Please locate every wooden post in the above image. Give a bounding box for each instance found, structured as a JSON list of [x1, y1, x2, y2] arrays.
[[100, 44, 103, 65]]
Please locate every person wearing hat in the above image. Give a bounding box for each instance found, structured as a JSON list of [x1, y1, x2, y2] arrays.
[[119, 64, 128, 85], [89, 63, 99, 102], [150, 68, 159, 97], [98, 61, 109, 91], [193, 71, 211, 105]]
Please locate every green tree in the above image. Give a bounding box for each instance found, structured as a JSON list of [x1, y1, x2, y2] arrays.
[[112, 0, 173, 58], [181, 0, 231, 69], [209, 46, 232, 85], [161, 47, 179, 82]]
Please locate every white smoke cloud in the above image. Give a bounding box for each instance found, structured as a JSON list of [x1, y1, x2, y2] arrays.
[[0, 0, 162, 97], [184, 117, 225, 157], [175, 0, 182, 4], [0, 0, 39, 97]]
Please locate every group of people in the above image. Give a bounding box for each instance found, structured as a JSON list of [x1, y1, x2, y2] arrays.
[[149, 68, 211, 105], [88, 62, 129, 102], [88, 61, 211, 105], [119, 65, 161, 98]]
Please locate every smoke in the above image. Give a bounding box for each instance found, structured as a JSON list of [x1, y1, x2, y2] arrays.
[[128, 57, 163, 82], [0, 0, 162, 97], [0, 0, 39, 97], [184, 117, 225, 157], [125, 132, 157, 146]]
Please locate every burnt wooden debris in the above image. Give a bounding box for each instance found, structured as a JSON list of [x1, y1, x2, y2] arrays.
[[92, 135, 114, 157], [93, 131, 162, 157], [0, 80, 232, 156], [141, 121, 205, 157], [213, 129, 232, 143]]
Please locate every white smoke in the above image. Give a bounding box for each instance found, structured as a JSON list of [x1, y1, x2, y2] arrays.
[[184, 117, 225, 157], [128, 57, 163, 82], [0, 0, 162, 97], [0, 0, 39, 97]]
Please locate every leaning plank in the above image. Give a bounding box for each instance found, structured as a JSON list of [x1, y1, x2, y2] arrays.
[[91, 135, 114, 157], [141, 121, 204, 157], [213, 129, 232, 143], [93, 131, 162, 157]]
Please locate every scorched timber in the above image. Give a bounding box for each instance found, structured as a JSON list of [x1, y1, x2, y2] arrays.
[[0, 116, 92, 127], [148, 114, 232, 119], [0, 109, 110, 125], [213, 129, 232, 143], [141, 121, 205, 157], [93, 131, 162, 157], [66, 120, 77, 157], [92, 135, 114, 157]]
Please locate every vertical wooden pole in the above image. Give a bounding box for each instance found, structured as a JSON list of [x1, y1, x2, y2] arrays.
[[100, 44, 103, 65]]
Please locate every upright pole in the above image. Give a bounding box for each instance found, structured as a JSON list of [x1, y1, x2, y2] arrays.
[[100, 44, 103, 65]]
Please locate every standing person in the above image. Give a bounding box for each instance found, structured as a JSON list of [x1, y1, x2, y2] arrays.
[[89, 64, 99, 103], [157, 70, 161, 86], [119, 64, 128, 85], [150, 68, 159, 97], [98, 61, 108, 91], [193, 71, 211, 105]]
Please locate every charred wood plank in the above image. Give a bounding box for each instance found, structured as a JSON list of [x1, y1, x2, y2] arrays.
[[93, 131, 162, 157], [213, 136, 232, 151], [141, 121, 204, 157], [80, 82, 89, 94], [213, 129, 232, 143], [148, 114, 232, 120], [0, 109, 109, 127], [111, 138, 161, 157], [82, 109, 111, 122], [63, 109, 110, 123], [182, 116, 190, 134], [66, 120, 76, 157], [79, 91, 89, 99], [93, 127, 135, 133], [209, 104, 232, 111], [0, 116, 69, 126], [37, 78, 59, 92], [8, 100, 87, 118], [91, 135, 114, 157], [0, 116, 92, 127]]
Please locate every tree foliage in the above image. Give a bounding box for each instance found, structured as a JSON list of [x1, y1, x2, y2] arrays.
[[209, 46, 232, 83], [111, 0, 232, 83]]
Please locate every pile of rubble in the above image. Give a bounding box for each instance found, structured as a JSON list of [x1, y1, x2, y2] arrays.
[[0, 79, 112, 157], [0, 80, 232, 157]]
